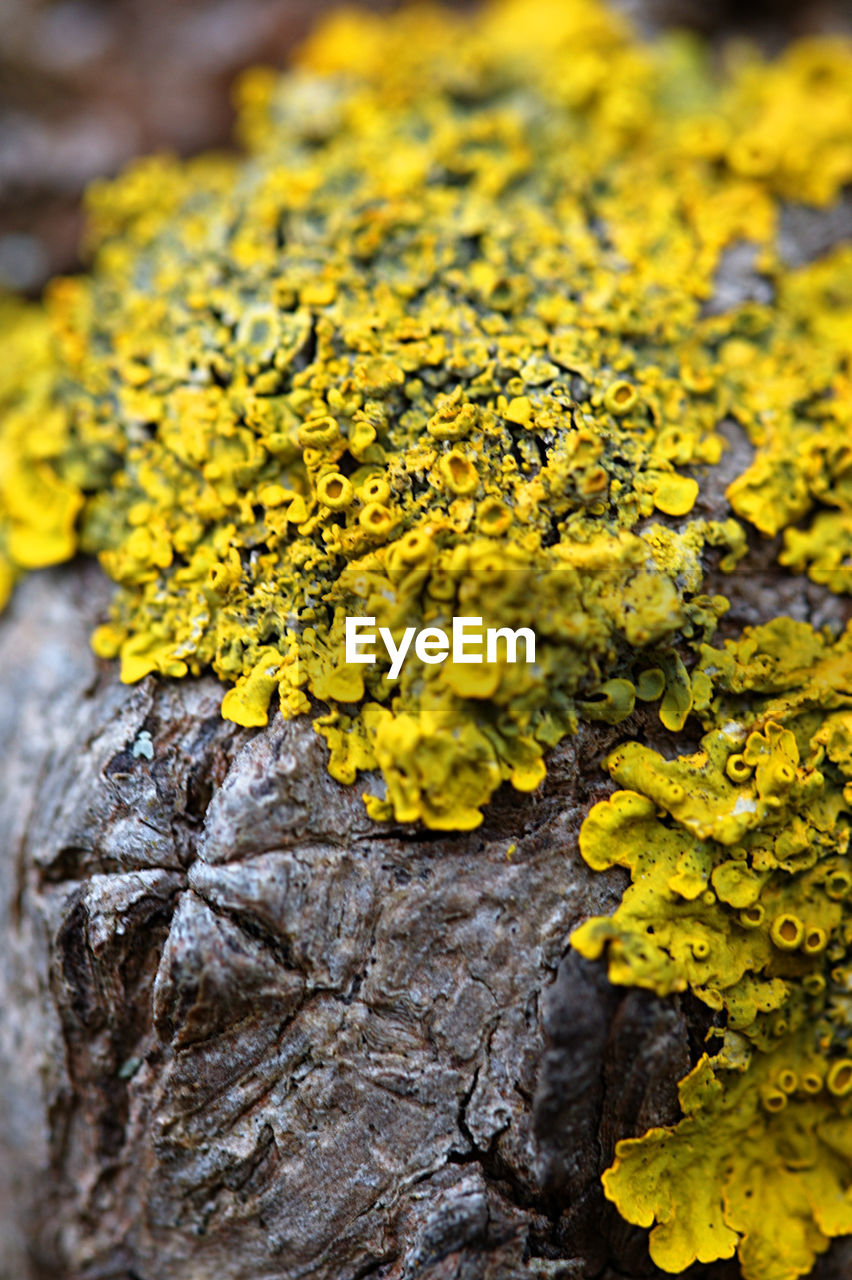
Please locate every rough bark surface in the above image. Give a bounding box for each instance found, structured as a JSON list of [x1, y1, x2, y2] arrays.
[[3, 219, 852, 1280], [0, 562, 634, 1280]]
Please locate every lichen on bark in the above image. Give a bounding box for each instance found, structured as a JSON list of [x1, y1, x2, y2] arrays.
[[2, 1, 852, 1277]]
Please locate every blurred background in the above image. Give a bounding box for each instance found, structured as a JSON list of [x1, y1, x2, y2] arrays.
[[0, 0, 850, 294]]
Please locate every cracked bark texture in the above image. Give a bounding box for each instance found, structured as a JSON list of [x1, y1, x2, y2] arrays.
[[3, 212, 852, 1280]]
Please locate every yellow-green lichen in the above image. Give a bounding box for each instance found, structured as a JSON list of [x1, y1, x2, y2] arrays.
[[1, 1, 850, 831], [574, 619, 852, 1278], [1, 4, 852, 1273], [601, 1044, 852, 1280], [1, 4, 850, 833]]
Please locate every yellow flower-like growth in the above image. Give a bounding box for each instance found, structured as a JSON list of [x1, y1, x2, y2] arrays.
[[1, 0, 850, 830], [0, 3, 852, 1271], [574, 619, 852, 1278]]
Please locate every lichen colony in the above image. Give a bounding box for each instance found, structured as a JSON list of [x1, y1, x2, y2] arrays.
[[1, 1, 852, 1275]]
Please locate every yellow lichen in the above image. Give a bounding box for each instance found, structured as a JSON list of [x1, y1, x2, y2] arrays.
[[574, 620, 852, 1279], [602, 1045, 852, 1280], [0, 300, 83, 597], [2, 0, 851, 829], [1, 4, 852, 1272]]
